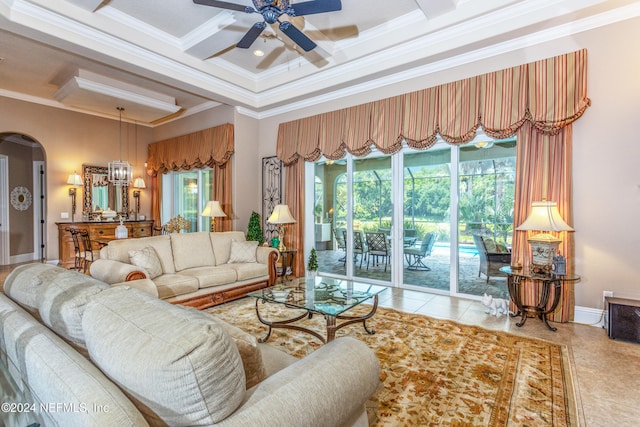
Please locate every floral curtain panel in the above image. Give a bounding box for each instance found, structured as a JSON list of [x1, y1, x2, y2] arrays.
[[147, 123, 235, 231], [276, 49, 589, 322]]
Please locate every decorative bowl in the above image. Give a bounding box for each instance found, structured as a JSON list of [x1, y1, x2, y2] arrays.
[[101, 209, 117, 221]]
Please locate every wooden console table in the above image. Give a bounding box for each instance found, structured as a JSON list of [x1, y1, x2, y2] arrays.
[[56, 220, 153, 269]]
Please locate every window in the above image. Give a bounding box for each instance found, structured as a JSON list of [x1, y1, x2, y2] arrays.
[[161, 169, 213, 232]]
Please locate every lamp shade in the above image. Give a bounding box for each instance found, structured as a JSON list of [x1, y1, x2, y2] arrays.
[[67, 173, 83, 186], [267, 204, 296, 224], [202, 201, 226, 218], [516, 201, 573, 233], [133, 177, 146, 189]]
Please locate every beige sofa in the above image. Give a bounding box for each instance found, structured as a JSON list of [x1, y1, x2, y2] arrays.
[[90, 231, 279, 309], [1, 264, 380, 427]]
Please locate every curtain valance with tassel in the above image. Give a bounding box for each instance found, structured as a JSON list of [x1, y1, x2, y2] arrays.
[[276, 50, 589, 166], [147, 123, 234, 175]]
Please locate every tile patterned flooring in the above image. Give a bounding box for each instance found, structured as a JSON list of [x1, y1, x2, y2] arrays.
[[1, 262, 638, 426]]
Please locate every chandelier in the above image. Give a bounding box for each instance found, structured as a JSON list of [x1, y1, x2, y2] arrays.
[[108, 106, 132, 185]]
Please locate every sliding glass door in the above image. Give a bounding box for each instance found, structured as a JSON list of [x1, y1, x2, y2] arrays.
[[310, 137, 515, 298], [402, 147, 451, 292]]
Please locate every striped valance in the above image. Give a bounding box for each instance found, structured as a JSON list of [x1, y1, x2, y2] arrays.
[[276, 49, 590, 166], [147, 123, 234, 175]]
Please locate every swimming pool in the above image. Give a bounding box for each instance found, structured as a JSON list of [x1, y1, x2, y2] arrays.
[[433, 243, 478, 256]]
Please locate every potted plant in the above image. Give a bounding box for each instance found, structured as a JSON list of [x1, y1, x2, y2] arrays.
[[246, 211, 264, 245], [307, 248, 319, 279]]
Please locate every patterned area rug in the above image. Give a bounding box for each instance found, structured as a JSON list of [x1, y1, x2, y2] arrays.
[[208, 298, 578, 427]]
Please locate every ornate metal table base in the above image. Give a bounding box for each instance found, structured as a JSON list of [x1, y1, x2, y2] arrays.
[[254, 295, 379, 344], [507, 274, 562, 332]]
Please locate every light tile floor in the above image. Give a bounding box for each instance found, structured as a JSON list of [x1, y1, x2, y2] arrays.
[[1, 263, 638, 426]]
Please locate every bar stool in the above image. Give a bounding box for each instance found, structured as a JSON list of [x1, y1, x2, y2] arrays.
[[79, 229, 100, 273], [65, 227, 83, 271]]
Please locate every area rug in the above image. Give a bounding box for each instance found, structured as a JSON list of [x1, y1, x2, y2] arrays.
[[208, 298, 578, 427]]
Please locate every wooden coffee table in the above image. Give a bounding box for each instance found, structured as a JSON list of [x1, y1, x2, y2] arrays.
[[248, 276, 387, 343]]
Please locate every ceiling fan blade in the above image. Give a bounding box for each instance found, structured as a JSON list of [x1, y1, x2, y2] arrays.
[[237, 22, 267, 48], [192, 0, 252, 13], [290, 0, 341, 16], [279, 21, 316, 51]]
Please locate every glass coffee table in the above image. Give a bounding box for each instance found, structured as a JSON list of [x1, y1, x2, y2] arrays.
[[247, 276, 387, 343]]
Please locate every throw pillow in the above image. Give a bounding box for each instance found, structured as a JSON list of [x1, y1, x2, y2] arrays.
[[497, 242, 510, 253], [482, 237, 498, 253], [228, 240, 258, 263], [128, 246, 163, 279]]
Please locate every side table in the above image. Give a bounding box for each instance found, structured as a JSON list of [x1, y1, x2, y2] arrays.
[[277, 249, 297, 283], [500, 266, 580, 332]]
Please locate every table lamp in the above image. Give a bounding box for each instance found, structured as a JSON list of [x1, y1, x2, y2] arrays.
[[66, 172, 83, 223], [516, 201, 573, 274], [202, 201, 226, 232], [267, 204, 296, 252]]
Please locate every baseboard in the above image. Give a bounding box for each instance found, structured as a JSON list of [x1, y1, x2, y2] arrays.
[[573, 305, 607, 328], [9, 253, 39, 264]]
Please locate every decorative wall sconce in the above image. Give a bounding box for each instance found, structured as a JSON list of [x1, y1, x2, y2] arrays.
[[66, 172, 83, 223], [202, 201, 226, 232], [132, 177, 146, 220]]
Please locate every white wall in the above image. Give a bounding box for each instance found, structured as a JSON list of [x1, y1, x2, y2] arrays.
[[256, 17, 640, 311]]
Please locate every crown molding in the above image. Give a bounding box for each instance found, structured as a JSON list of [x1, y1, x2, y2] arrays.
[[249, 0, 640, 119]]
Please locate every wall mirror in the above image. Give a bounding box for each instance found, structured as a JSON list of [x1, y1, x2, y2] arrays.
[[82, 164, 129, 220]]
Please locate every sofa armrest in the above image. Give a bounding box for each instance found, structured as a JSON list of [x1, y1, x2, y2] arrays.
[[111, 279, 159, 298], [90, 259, 146, 284], [218, 337, 379, 427], [256, 246, 279, 286]]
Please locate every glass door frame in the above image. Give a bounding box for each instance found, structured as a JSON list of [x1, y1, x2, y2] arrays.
[[305, 144, 467, 296]]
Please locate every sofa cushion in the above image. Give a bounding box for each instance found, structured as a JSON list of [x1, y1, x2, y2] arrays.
[[210, 231, 246, 266], [227, 263, 269, 281], [36, 270, 108, 348], [228, 240, 258, 263], [82, 287, 246, 426], [152, 274, 199, 299], [171, 232, 216, 272], [128, 246, 163, 279], [0, 294, 150, 427], [209, 314, 267, 389], [106, 236, 176, 274], [178, 266, 238, 288], [2, 263, 56, 314]]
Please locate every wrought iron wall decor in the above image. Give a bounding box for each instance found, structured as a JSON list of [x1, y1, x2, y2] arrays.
[[262, 156, 282, 242]]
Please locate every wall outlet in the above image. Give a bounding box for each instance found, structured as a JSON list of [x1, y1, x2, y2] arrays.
[[603, 290, 613, 303], [60, 212, 69, 219]]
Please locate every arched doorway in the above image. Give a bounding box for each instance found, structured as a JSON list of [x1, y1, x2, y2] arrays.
[[0, 133, 46, 265]]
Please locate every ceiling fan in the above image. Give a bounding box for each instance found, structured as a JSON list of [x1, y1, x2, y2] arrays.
[[193, 0, 342, 52]]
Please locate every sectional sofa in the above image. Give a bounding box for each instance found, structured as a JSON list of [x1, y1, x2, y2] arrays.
[[0, 263, 380, 427], [90, 231, 279, 309]]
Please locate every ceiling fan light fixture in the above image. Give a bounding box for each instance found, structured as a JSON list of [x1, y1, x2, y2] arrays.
[[253, 49, 265, 57]]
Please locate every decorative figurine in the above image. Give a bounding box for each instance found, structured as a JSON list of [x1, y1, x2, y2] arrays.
[[481, 293, 509, 317], [552, 252, 566, 275]]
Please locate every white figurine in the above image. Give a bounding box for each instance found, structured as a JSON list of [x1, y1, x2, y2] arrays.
[[481, 293, 509, 317]]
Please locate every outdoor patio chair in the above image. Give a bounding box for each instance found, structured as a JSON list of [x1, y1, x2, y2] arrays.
[[404, 232, 437, 271], [365, 232, 390, 272], [341, 230, 367, 267], [472, 235, 511, 283], [334, 227, 346, 262]]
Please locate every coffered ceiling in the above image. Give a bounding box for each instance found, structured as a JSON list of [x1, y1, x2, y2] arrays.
[[0, 0, 638, 124]]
